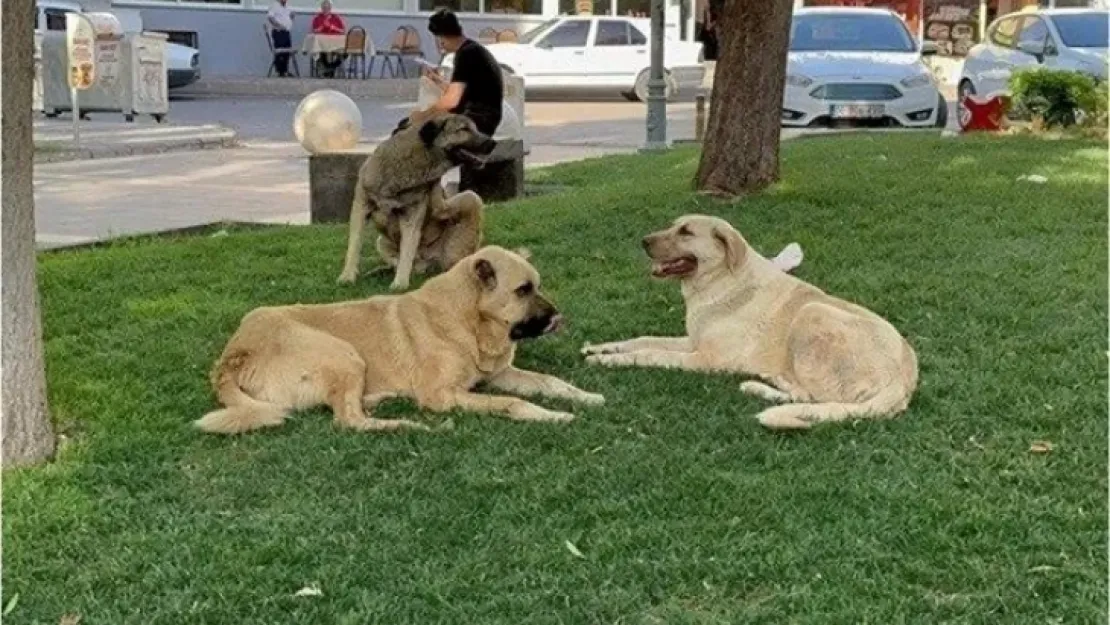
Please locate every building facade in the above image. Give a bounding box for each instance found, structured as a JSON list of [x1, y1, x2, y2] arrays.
[[111, 0, 695, 77]]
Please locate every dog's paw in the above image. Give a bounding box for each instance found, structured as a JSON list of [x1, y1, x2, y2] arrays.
[[577, 392, 606, 406], [337, 269, 358, 284], [539, 410, 576, 423], [581, 342, 621, 356], [389, 278, 410, 291]]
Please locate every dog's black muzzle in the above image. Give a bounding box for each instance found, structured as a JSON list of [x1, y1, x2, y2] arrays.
[[509, 298, 562, 342], [448, 135, 498, 169]]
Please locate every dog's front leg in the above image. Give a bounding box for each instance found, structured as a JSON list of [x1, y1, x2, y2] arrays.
[[420, 389, 576, 423], [486, 367, 604, 406], [581, 336, 692, 356], [389, 198, 429, 291], [586, 348, 706, 371], [338, 184, 370, 283]]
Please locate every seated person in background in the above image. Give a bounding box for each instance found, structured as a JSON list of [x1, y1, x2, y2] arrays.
[[311, 0, 347, 78], [405, 9, 504, 190], [267, 0, 295, 77]]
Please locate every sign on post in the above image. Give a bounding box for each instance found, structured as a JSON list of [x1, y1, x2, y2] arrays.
[[65, 12, 96, 147]]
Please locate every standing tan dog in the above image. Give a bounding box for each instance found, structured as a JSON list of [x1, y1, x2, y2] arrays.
[[337, 113, 496, 290], [198, 246, 604, 434], [582, 215, 917, 430]]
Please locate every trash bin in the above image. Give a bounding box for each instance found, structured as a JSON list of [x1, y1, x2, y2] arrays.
[[40, 20, 170, 123]]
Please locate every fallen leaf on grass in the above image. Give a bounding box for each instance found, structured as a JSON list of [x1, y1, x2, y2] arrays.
[[1029, 565, 1058, 573], [293, 584, 323, 598], [2, 594, 18, 616], [59, 614, 81, 625], [1017, 174, 1048, 184], [1030, 440, 1054, 454], [564, 540, 586, 559]]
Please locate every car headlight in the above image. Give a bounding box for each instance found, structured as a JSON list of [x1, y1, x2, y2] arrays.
[[786, 74, 813, 88], [900, 73, 933, 88]]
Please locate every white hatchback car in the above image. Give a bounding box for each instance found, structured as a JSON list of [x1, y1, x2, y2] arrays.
[[783, 7, 947, 128], [443, 16, 704, 101], [958, 8, 1108, 101]]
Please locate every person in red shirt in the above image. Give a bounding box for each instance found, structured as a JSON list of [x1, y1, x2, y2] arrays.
[[311, 0, 347, 77]]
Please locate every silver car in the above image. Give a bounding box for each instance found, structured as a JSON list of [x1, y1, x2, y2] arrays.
[[958, 8, 1108, 100]]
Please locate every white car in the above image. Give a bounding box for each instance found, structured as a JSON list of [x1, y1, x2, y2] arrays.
[[783, 7, 947, 128], [958, 8, 1108, 101], [443, 16, 704, 101], [36, 0, 201, 89]]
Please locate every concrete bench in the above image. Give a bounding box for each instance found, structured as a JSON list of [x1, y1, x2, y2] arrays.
[[308, 139, 527, 224]]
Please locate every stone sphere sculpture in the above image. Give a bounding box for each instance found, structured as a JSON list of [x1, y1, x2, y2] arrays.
[[293, 90, 362, 154]]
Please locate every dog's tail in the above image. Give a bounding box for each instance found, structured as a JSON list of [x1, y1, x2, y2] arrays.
[[194, 351, 289, 435], [758, 342, 918, 430]]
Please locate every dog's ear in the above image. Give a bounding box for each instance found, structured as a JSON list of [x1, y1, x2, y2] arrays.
[[713, 225, 747, 271], [473, 258, 497, 289], [419, 120, 442, 147]]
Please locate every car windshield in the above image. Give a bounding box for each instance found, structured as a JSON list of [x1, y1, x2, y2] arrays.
[[519, 19, 560, 44], [790, 13, 916, 52], [1049, 13, 1109, 48]]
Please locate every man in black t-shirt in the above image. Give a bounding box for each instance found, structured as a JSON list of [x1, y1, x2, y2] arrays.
[[407, 9, 503, 137]]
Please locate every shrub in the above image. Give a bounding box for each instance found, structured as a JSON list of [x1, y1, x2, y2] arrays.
[[1009, 67, 1106, 128]]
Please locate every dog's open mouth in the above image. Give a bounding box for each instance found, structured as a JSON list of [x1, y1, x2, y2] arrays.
[[651, 256, 697, 278], [510, 313, 563, 341]]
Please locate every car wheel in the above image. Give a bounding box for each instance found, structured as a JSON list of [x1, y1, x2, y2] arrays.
[[633, 69, 676, 103], [933, 93, 949, 128], [958, 79, 976, 102]]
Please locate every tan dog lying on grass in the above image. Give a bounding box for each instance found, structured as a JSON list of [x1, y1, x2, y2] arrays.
[[582, 215, 917, 430], [199, 246, 603, 434]]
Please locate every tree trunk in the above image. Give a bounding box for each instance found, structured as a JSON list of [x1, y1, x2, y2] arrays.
[[2, 0, 56, 468], [694, 0, 794, 197]]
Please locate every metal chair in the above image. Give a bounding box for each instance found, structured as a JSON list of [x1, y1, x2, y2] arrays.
[[478, 27, 498, 44], [264, 23, 300, 77], [344, 26, 367, 78]]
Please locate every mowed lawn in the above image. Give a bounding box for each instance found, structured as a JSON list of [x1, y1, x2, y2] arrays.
[[4, 134, 1106, 624]]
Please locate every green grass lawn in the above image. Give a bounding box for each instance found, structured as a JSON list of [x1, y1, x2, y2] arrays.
[[5, 133, 1106, 624]]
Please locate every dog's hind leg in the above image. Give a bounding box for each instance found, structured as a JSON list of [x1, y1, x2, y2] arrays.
[[436, 190, 484, 270], [338, 183, 371, 284]]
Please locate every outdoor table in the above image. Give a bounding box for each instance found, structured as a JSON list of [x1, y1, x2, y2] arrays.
[[301, 34, 350, 77]]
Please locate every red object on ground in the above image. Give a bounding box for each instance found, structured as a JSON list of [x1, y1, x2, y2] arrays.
[[959, 94, 1011, 132]]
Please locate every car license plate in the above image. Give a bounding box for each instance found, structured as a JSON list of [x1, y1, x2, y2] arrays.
[[829, 104, 885, 119]]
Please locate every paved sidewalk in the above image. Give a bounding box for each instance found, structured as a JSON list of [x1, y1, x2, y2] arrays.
[[32, 139, 636, 249], [34, 118, 239, 164]]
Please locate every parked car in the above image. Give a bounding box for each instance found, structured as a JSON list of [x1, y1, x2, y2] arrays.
[[441, 16, 704, 101], [958, 8, 1108, 101], [783, 7, 947, 128], [36, 0, 201, 89]]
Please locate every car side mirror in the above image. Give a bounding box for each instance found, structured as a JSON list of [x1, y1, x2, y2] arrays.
[[920, 41, 938, 56], [1017, 40, 1046, 62], [536, 39, 552, 49]]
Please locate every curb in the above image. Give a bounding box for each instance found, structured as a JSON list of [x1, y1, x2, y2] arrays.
[[174, 76, 420, 101], [34, 131, 241, 164]]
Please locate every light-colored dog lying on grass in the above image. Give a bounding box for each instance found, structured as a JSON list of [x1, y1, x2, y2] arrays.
[[199, 246, 603, 434], [582, 215, 917, 430]]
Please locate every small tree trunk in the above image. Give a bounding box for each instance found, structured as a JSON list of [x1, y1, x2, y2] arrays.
[[695, 0, 794, 197], [2, 0, 56, 468]]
